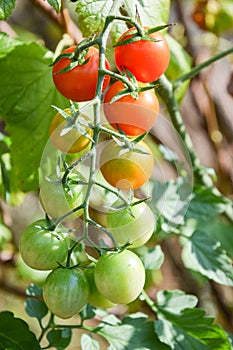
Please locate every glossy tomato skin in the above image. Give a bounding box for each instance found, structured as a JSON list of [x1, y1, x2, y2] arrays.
[[19, 219, 68, 270], [40, 171, 86, 222], [43, 267, 89, 319], [94, 250, 145, 304], [49, 108, 93, 154], [85, 266, 116, 309], [52, 46, 110, 102], [114, 28, 170, 83], [107, 200, 155, 248], [100, 140, 154, 190], [104, 81, 159, 136]]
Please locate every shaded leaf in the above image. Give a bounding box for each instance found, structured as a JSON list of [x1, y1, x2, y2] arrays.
[[46, 328, 72, 350], [0, 311, 40, 350], [47, 0, 61, 12], [25, 298, 48, 321], [26, 284, 43, 297], [0, 0, 16, 20]]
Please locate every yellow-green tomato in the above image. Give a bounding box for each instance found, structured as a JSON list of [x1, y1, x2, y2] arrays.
[[94, 250, 145, 304], [19, 219, 68, 270], [107, 200, 155, 248], [85, 267, 116, 309], [43, 267, 89, 319], [40, 171, 86, 222]]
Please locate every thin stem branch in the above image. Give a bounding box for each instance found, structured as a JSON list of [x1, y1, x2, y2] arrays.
[[173, 47, 233, 90]]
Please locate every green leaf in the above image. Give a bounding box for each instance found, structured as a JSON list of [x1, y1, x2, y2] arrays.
[[0, 311, 40, 350], [151, 177, 192, 230], [80, 303, 96, 322], [46, 329, 72, 350], [181, 230, 233, 286], [26, 284, 43, 297], [98, 313, 170, 349], [197, 218, 233, 259], [25, 298, 48, 322], [0, 0, 16, 20], [0, 37, 67, 192], [0, 33, 22, 58], [156, 290, 198, 314], [75, 0, 113, 37], [186, 186, 227, 222], [123, 0, 171, 26], [155, 292, 232, 350], [47, 0, 61, 13], [141, 245, 164, 270], [81, 334, 100, 350]]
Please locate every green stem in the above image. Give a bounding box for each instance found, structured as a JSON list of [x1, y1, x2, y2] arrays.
[[173, 46, 233, 90], [141, 290, 158, 314]]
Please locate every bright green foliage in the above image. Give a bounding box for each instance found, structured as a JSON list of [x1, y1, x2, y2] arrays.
[[0, 36, 67, 192], [0, 0, 15, 20], [154, 290, 232, 350]]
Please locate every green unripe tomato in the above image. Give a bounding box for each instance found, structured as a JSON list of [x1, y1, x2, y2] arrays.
[[40, 170, 86, 222], [94, 250, 145, 304], [43, 267, 89, 319], [19, 219, 68, 270], [85, 266, 116, 309], [106, 200, 155, 248]]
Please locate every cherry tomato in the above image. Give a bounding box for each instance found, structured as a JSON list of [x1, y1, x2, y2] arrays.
[[85, 266, 116, 309], [43, 267, 89, 319], [19, 219, 68, 270], [107, 199, 155, 248], [100, 140, 154, 190], [40, 171, 86, 222], [52, 46, 110, 102], [49, 108, 93, 154], [114, 27, 170, 83], [94, 250, 145, 304], [104, 81, 159, 136]]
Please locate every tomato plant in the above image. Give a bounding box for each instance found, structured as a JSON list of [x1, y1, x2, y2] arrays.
[[49, 108, 93, 154], [104, 80, 160, 136], [52, 46, 110, 102], [106, 199, 155, 248], [19, 219, 68, 270], [43, 267, 89, 319], [85, 266, 116, 309], [100, 140, 154, 190], [114, 27, 170, 83], [94, 250, 145, 304], [39, 171, 86, 222]]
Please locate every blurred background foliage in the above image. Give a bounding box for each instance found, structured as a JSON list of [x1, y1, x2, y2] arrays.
[[0, 0, 233, 347]]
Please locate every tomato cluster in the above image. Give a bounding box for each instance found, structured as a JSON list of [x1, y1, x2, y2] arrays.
[[19, 26, 170, 319]]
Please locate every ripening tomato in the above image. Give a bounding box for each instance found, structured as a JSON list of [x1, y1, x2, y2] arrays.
[[107, 199, 155, 248], [49, 108, 93, 154], [85, 266, 116, 309], [104, 81, 159, 136], [40, 171, 86, 222], [19, 219, 68, 270], [94, 250, 145, 304], [100, 140, 154, 190], [114, 27, 170, 83], [52, 46, 110, 102], [43, 267, 89, 319]]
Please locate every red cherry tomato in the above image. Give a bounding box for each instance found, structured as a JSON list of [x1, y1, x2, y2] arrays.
[[104, 81, 159, 136], [114, 28, 170, 83], [52, 46, 110, 102]]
